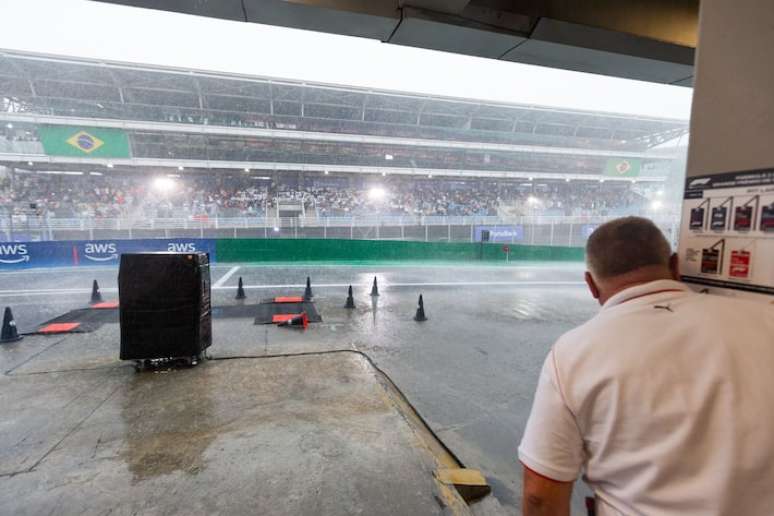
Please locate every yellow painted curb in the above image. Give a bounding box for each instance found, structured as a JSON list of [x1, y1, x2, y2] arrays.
[[436, 468, 492, 503]]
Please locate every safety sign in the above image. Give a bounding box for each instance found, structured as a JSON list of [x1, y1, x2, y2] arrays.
[[678, 168, 774, 296]]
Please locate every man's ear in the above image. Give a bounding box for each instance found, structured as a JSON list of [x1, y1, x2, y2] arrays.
[[669, 252, 680, 280], [585, 271, 601, 303]]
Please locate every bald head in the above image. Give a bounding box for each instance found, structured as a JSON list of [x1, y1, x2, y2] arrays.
[[586, 217, 672, 279]]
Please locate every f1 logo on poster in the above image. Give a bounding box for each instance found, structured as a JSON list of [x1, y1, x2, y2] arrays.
[[168, 242, 197, 252], [83, 242, 118, 262], [688, 178, 711, 189], [0, 244, 29, 264]]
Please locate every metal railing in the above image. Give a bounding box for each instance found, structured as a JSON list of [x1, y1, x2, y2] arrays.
[[1, 214, 679, 247]]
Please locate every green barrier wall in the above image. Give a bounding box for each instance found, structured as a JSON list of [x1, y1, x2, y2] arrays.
[[215, 238, 584, 264]]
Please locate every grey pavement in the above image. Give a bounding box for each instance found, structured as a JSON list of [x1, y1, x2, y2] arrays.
[[0, 262, 598, 513]]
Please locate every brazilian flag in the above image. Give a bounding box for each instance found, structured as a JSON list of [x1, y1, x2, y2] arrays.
[[604, 158, 641, 177], [39, 125, 131, 158]]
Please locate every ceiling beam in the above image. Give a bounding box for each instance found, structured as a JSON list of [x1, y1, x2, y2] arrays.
[[399, 1, 471, 15], [91, 0, 696, 85]]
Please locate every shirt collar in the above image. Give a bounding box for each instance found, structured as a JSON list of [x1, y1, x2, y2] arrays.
[[602, 279, 692, 310]]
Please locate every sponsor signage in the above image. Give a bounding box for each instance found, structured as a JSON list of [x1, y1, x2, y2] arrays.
[[0, 239, 216, 270], [474, 225, 523, 243], [0, 243, 30, 265], [38, 125, 131, 158], [82, 242, 118, 263]]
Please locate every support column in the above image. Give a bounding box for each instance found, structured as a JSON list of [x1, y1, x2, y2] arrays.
[[677, 0, 774, 301]]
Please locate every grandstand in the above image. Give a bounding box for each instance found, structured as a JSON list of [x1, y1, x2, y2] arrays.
[[0, 50, 688, 243]]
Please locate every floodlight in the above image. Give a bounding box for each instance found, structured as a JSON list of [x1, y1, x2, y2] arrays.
[[152, 176, 176, 192], [368, 187, 386, 201]]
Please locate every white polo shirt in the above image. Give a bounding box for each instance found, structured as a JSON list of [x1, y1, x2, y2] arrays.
[[518, 279, 774, 515]]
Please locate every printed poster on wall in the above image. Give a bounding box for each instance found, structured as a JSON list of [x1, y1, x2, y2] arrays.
[[678, 168, 774, 296]]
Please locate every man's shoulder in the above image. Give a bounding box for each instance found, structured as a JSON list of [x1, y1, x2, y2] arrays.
[[683, 291, 774, 324], [553, 292, 773, 359], [701, 292, 774, 312], [553, 312, 614, 354]]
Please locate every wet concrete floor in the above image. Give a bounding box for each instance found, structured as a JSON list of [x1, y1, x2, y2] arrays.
[[0, 262, 598, 513]]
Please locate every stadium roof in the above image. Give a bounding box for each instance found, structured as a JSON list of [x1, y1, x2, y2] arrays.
[[0, 51, 688, 151]]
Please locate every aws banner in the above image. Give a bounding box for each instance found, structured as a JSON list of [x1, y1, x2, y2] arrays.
[[38, 125, 131, 158], [0, 239, 216, 270]]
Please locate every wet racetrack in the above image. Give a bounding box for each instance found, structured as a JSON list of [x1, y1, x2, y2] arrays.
[[0, 262, 598, 511]]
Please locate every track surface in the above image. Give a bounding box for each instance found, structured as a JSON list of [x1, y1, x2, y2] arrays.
[[0, 262, 597, 510]]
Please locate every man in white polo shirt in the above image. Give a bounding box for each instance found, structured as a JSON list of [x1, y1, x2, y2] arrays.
[[518, 216, 774, 516]]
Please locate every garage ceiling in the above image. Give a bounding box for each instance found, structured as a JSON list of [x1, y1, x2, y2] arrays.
[[92, 0, 698, 86]]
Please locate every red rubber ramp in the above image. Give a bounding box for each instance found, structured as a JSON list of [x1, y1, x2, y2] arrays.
[[37, 322, 82, 334], [254, 302, 322, 324]]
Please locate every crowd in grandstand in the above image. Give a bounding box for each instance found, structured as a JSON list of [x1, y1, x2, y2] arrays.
[[3, 126, 613, 176], [0, 126, 37, 142], [0, 170, 657, 222]]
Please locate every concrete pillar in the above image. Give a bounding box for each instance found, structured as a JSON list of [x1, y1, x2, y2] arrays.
[[678, 0, 774, 302]]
